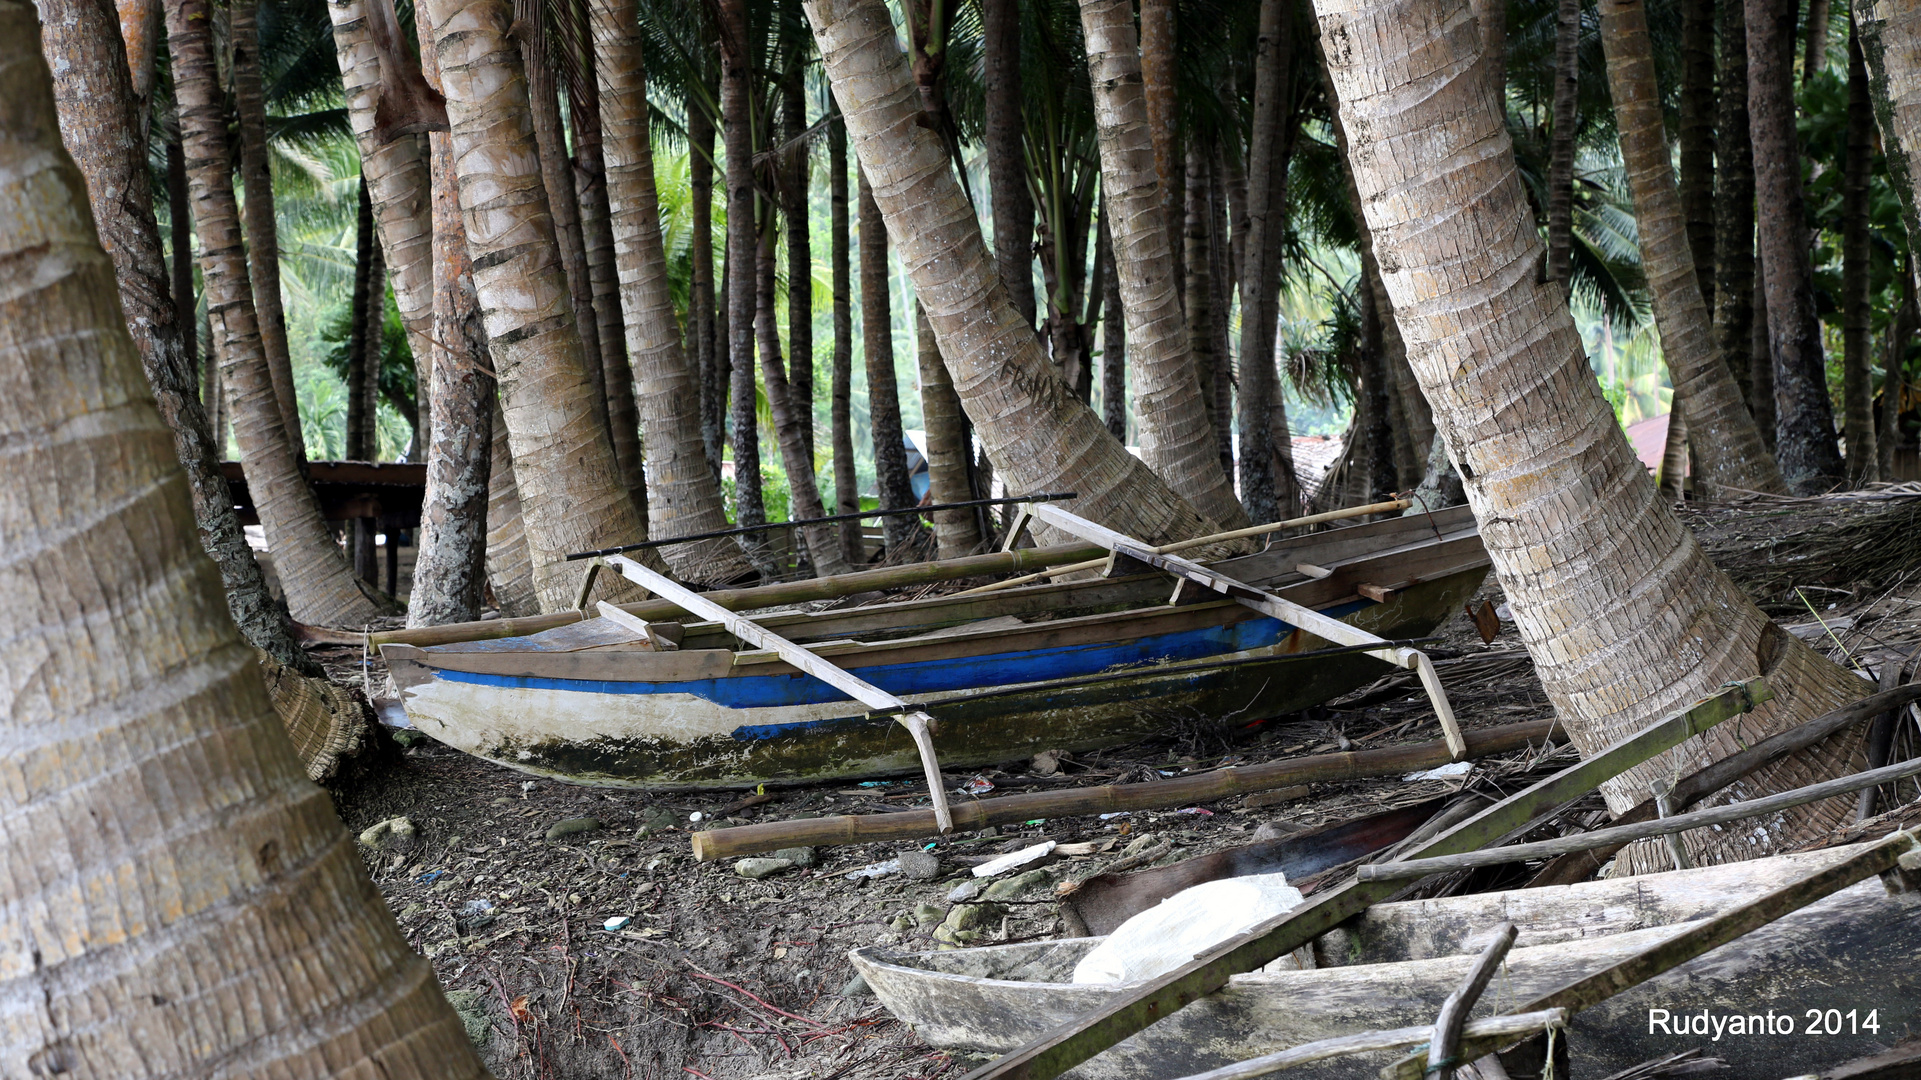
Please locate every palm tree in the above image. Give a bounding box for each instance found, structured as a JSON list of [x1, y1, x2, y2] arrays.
[[593, 0, 752, 584], [1850, 0, 1921, 280], [1749, 0, 1847, 490], [1078, 0, 1251, 531], [1316, 0, 1867, 865], [1545, 0, 1579, 288], [858, 168, 922, 555], [1599, 0, 1785, 496], [420, 0, 658, 610], [1235, 0, 1293, 524], [232, 0, 304, 455], [1716, 0, 1759, 417], [917, 304, 987, 557], [1841, 24, 1878, 483], [829, 113, 862, 565], [807, 0, 1216, 548], [1, 16, 489, 1069], [718, 0, 771, 570], [1139, 0, 1182, 302], [167, 0, 388, 627], [982, 0, 1037, 330]]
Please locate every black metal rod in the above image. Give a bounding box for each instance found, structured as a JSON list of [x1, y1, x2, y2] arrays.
[[563, 492, 1078, 560]]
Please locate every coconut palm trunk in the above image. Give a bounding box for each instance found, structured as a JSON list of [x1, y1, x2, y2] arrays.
[[808, 0, 1216, 548], [325, 0, 437, 386], [1235, 0, 1292, 523], [1139, 0, 1183, 309], [782, 46, 816, 464], [1079, 0, 1252, 531], [1316, 0, 1868, 866], [917, 304, 987, 557], [718, 0, 772, 574], [346, 179, 378, 461], [689, 103, 725, 479], [982, 0, 1037, 330], [1678, 0, 1716, 304], [1842, 25, 1878, 483], [1546, 0, 1579, 290], [830, 117, 862, 565], [166, 0, 387, 627], [858, 168, 922, 555], [486, 397, 539, 615], [1849, 0, 1921, 295], [421, 0, 657, 610], [231, 0, 302, 455], [406, 1, 494, 626], [1750, 0, 1848, 490], [1601, 0, 1786, 497], [1716, 0, 1759, 412], [0, 16, 490, 1063], [1101, 207, 1128, 441], [40, 0, 314, 672], [593, 0, 751, 584]]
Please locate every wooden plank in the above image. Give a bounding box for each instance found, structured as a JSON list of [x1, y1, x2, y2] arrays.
[[594, 601, 675, 651], [1380, 827, 1920, 1079], [1165, 1009, 1566, 1080], [602, 555, 957, 832], [1355, 752, 1921, 881], [1030, 504, 1469, 759], [953, 678, 1771, 1080]]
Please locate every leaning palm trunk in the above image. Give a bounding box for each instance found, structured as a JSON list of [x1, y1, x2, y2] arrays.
[[422, 0, 657, 610], [1851, 0, 1921, 300], [407, 4, 494, 627], [0, 13, 489, 1067], [1315, 0, 1866, 867], [326, 0, 436, 376], [167, 0, 387, 627], [593, 0, 752, 584], [232, 0, 302, 454], [1079, 0, 1252, 532], [1600, 0, 1786, 497], [808, 0, 1216, 548], [42, 0, 313, 675], [486, 397, 538, 616]]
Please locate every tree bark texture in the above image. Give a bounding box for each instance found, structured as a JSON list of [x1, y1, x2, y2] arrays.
[[809, 0, 1217, 549], [594, 0, 751, 584], [1842, 24, 1877, 483], [1883, 263, 1914, 479], [326, 0, 436, 385], [231, 0, 302, 457], [916, 304, 987, 558], [1207, 148, 1238, 480], [1183, 151, 1213, 454], [1601, 0, 1786, 496], [857, 168, 922, 555], [689, 102, 724, 480], [1235, 0, 1293, 523], [1750, 0, 1848, 490], [40, 0, 314, 672], [1080, 0, 1250, 530], [1546, 0, 1579, 290], [168, 0, 386, 627], [982, 0, 1037, 331], [485, 395, 538, 615], [1315, 0, 1868, 866], [757, 212, 852, 577], [1850, 0, 1921, 297], [783, 45, 816, 464], [422, 0, 656, 610], [1715, 0, 1758, 414], [0, 14, 489, 1060], [515, 0, 609, 448], [570, 0, 641, 513], [718, 0, 772, 575], [1138, 0, 1183, 312], [1677, 0, 1716, 306], [346, 179, 377, 461], [1805, 0, 1832, 79], [407, 4, 493, 627], [1357, 269, 1398, 502], [1750, 244, 1777, 441], [166, 137, 196, 380], [1100, 208, 1127, 441], [115, 0, 160, 112], [830, 117, 862, 565]]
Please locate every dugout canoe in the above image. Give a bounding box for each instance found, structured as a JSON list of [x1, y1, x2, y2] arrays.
[[382, 506, 1488, 789], [850, 844, 1921, 1080]]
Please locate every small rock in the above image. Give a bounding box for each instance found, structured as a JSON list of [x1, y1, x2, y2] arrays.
[[400, 902, 426, 919], [640, 808, 677, 833], [943, 901, 1004, 933], [983, 868, 1051, 900], [442, 989, 491, 1049], [735, 857, 795, 880], [898, 850, 941, 880], [357, 816, 416, 850], [888, 913, 914, 932], [390, 727, 430, 748], [978, 826, 999, 838], [545, 816, 602, 841], [912, 902, 946, 928], [772, 846, 817, 868], [491, 797, 516, 806], [946, 879, 985, 903], [1120, 832, 1162, 859], [841, 974, 873, 997]]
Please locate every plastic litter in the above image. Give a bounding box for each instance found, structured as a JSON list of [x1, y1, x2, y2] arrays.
[[843, 858, 901, 881], [959, 776, 995, 795], [1176, 807, 1215, 817], [971, 840, 1056, 877], [603, 916, 632, 932], [1403, 760, 1474, 782], [1071, 872, 1305, 985]]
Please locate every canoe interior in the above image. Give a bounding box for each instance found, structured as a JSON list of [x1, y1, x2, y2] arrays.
[[383, 507, 1489, 788], [850, 845, 1921, 1079]]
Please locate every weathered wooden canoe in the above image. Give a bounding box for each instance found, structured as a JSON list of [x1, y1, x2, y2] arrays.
[[383, 507, 1488, 789], [850, 845, 1921, 1079]]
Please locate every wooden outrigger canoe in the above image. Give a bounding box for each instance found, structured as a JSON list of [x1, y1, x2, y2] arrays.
[[382, 505, 1488, 790], [850, 845, 1921, 1079]]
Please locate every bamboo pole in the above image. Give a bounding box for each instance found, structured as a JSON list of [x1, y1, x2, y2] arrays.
[[958, 499, 1414, 597], [367, 541, 1104, 648], [1356, 752, 1921, 882], [688, 719, 1564, 861]]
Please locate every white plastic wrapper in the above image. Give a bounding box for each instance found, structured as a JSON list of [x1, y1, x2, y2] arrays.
[[1070, 872, 1305, 985]]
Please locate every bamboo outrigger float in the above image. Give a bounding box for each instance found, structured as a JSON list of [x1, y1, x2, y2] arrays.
[[379, 501, 1491, 793]]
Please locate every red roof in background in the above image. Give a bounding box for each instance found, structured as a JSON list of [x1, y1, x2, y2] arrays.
[[1623, 413, 1685, 475]]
